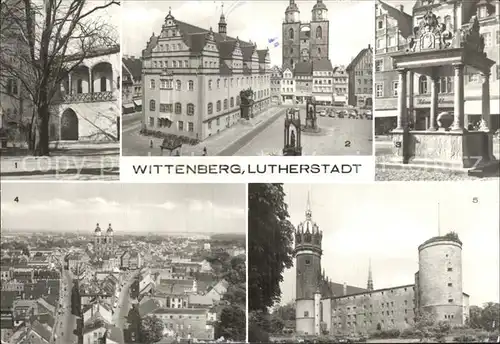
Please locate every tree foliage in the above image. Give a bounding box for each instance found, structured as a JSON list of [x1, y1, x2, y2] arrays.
[[215, 303, 246, 341], [248, 183, 295, 312], [140, 315, 164, 344], [0, 0, 119, 155], [468, 302, 500, 332]]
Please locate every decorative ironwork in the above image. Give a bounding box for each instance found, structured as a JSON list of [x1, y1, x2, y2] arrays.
[[62, 91, 114, 103]]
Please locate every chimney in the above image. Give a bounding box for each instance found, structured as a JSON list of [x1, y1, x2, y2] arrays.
[[398, 5, 404, 12], [343, 282, 347, 296]]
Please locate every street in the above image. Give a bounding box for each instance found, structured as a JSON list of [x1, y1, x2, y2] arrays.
[[54, 269, 78, 344], [121, 106, 372, 156], [113, 270, 141, 331]]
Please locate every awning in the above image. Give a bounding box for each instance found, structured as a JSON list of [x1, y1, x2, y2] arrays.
[[314, 95, 332, 102], [122, 103, 134, 109], [133, 99, 142, 106], [333, 95, 347, 102], [375, 110, 397, 118], [465, 98, 500, 115]]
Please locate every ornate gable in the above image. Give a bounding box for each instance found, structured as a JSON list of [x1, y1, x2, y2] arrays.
[[408, 10, 454, 52]]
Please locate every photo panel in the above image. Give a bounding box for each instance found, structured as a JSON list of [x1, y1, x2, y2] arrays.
[[0, 0, 121, 180], [248, 182, 499, 343], [0, 182, 247, 343], [374, 1, 500, 181], [121, 0, 374, 158]]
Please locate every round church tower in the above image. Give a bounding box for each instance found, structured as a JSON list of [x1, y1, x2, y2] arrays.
[[295, 193, 322, 336], [418, 233, 463, 325]]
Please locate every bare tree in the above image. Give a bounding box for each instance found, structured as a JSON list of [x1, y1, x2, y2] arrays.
[[0, 0, 119, 156]]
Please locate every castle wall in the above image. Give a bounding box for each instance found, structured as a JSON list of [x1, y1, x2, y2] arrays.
[[328, 284, 416, 336], [296, 299, 315, 335], [418, 240, 463, 325]]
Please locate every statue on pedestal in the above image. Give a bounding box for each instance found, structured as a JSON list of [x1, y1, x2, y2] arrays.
[[283, 108, 302, 156], [303, 96, 320, 133]]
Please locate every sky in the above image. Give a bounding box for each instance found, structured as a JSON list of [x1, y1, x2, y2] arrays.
[[0, 183, 246, 234], [279, 181, 500, 307], [121, 0, 374, 67]]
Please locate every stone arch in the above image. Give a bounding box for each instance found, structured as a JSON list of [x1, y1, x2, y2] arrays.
[[60, 108, 79, 140], [92, 61, 113, 92], [316, 26, 322, 38]]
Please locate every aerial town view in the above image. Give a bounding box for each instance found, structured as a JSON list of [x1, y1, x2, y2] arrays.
[[248, 182, 500, 343], [0, 183, 246, 344], [374, 0, 500, 181], [0, 0, 121, 180], [121, 0, 374, 157]]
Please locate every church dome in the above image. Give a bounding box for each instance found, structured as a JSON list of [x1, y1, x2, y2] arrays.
[[312, 0, 328, 11], [106, 223, 113, 233], [94, 223, 101, 233]]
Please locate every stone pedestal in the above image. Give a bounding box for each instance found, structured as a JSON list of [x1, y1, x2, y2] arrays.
[[391, 130, 497, 170]]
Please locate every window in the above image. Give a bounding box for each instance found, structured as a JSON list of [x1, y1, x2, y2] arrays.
[[482, 32, 492, 47], [392, 81, 398, 96], [236, 96, 240, 106], [149, 100, 156, 111], [448, 267, 453, 272], [208, 80, 213, 90], [223, 99, 228, 110], [375, 83, 383, 97], [216, 100, 221, 112], [150, 79, 156, 90], [289, 28, 294, 39], [316, 26, 322, 39], [378, 20, 383, 29], [439, 77, 453, 93], [178, 121, 184, 131], [188, 80, 194, 91], [448, 283, 453, 287], [230, 97, 234, 107], [208, 102, 213, 115], [376, 38, 384, 49], [448, 299, 453, 303], [419, 75, 428, 94], [77, 79, 83, 94], [305, 259, 310, 265], [175, 102, 182, 114], [188, 122, 194, 132], [217, 79, 220, 88], [176, 80, 181, 90], [496, 30, 500, 45], [187, 103, 194, 116], [304, 311, 309, 317], [149, 116, 154, 127]]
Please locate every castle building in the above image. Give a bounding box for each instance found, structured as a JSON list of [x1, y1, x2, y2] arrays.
[[141, 9, 272, 142], [294, 196, 470, 336], [93, 223, 115, 258], [374, 0, 500, 134], [282, 0, 330, 69]]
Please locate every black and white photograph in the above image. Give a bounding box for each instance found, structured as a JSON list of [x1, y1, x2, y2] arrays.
[[248, 182, 500, 343], [0, 183, 246, 344], [0, 0, 121, 180], [121, 0, 374, 157], [374, 0, 500, 181]]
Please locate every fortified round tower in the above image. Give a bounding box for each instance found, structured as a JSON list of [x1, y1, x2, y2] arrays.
[[295, 194, 322, 336], [418, 233, 463, 325]]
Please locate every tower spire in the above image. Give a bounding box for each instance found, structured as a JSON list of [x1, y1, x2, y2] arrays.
[[305, 190, 312, 219], [367, 258, 373, 291]]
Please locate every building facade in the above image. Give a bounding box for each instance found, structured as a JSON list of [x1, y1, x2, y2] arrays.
[[312, 59, 334, 105], [270, 66, 283, 104], [122, 55, 143, 114], [282, 0, 330, 69], [374, 0, 500, 134], [332, 66, 349, 106], [281, 67, 296, 104], [94, 223, 115, 259], [346, 45, 373, 108], [141, 10, 272, 141], [294, 197, 470, 337]]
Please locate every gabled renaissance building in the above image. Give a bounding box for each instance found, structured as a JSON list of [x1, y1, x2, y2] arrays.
[[374, 0, 499, 133], [294, 196, 469, 336], [141, 10, 272, 141]]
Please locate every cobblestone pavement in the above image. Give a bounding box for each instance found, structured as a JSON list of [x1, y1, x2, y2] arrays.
[[235, 115, 373, 156], [0, 147, 119, 180], [122, 107, 285, 156]]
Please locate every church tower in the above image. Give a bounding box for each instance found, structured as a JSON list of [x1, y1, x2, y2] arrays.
[[310, 0, 329, 61], [367, 258, 374, 291], [295, 192, 322, 335], [218, 5, 227, 40], [94, 223, 103, 256], [105, 223, 114, 255], [282, 0, 301, 69]]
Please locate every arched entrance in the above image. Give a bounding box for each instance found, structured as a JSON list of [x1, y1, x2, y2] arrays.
[[60, 108, 79, 140], [365, 97, 373, 108]]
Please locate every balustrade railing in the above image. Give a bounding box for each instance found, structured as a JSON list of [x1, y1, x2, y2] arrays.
[[62, 91, 115, 103]]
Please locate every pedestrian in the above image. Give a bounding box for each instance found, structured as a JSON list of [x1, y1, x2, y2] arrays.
[[149, 139, 153, 148], [202, 147, 207, 156]]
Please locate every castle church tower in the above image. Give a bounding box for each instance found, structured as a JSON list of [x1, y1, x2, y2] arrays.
[[310, 0, 329, 61], [282, 0, 301, 69], [218, 5, 227, 40], [367, 258, 374, 291], [295, 193, 322, 336]]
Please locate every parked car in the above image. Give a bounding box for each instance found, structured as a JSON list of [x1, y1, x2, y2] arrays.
[[319, 110, 326, 117]]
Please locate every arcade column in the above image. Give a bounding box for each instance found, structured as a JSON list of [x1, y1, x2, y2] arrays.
[[396, 69, 407, 130], [451, 64, 465, 132], [480, 71, 490, 132], [429, 75, 439, 131]]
